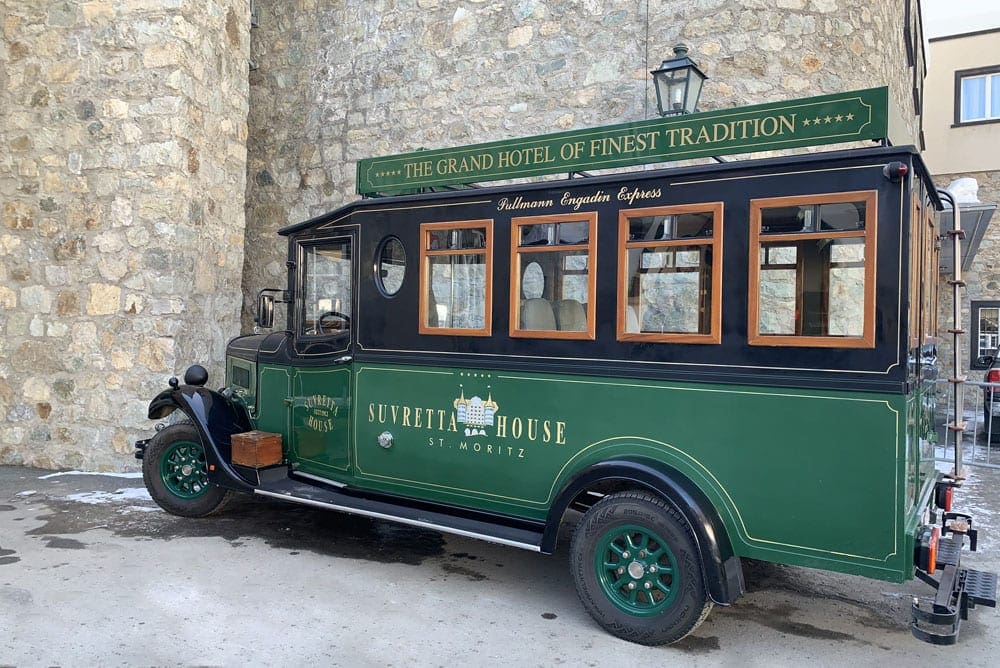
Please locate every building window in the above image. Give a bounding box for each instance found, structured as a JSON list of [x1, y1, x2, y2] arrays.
[[748, 191, 877, 348], [955, 67, 1000, 125], [510, 212, 597, 339], [617, 203, 723, 344], [419, 220, 493, 336], [972, 301, 1000, 369]]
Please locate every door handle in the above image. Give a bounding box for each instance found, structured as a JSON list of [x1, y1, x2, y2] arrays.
[[334, 355, 353, 365]]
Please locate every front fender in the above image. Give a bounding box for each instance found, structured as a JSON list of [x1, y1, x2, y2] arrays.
[[146, 386, 256, 492]]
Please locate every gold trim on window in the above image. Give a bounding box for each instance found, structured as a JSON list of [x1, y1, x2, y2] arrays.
[[748, 191, 878, 349], [509, 212, 598, 340], [616, 202, 724, 344], [418, 219, 493, 337]]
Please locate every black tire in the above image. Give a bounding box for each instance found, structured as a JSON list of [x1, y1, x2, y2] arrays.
[[142, 423, 232, 518], [570, 491, 712, 645]]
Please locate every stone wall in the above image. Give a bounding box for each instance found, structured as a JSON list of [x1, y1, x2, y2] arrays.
[[935, 171, 1000, 407], [0, 0, 250, 470], [1, 0, 920, 471], [242, 0, 914, 329]]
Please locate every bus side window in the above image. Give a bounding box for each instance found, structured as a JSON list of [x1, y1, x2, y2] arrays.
[[617, 202, 723, 344], [748, 191, 878, 349], [509, 213, 598, 340], [418, 220, 494, 337]]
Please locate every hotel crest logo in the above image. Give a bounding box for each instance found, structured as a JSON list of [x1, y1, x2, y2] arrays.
[[453, 385, 499, 437]]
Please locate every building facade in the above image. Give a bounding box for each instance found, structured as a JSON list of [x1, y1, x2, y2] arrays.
[[2, 0, 924, 470], [923, 26, 1000, 382]]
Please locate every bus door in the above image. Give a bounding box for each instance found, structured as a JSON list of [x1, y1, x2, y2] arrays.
[[288, 233, 356, 480]]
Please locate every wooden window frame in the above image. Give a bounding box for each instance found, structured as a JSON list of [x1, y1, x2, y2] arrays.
[[418, 219, 494, 337], [922, 209, 934, 344], [927, 206, 939, 342], [908, 193, 922, 351], [509, 212, 598, 340], [748, 191, 878, 349], [616, 202, 724, 344]]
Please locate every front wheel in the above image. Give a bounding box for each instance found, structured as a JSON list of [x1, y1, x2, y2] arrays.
[[570, 491, 712, 645], [142, 423, 231, 517]]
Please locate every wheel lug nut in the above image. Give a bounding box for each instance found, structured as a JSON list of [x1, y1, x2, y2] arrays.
[[644, 582, 651, 589], [639, 550, 646, 558], [622, 551, 630, 559], [617, 568, 624, 575], [627, 582, 636, 590], [649, 565, 658, 573]]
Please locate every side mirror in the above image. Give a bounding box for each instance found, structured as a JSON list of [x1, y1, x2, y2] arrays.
[[257, 293, 275, 329]]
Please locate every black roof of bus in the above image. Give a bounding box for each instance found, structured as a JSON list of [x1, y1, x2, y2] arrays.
[[278, 144, 939, 236]]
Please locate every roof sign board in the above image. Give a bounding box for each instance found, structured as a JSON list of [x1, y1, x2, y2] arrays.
[[357, 87, 890, 196]]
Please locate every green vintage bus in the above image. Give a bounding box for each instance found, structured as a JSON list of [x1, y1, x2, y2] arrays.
[[136, 144, 995, 645]]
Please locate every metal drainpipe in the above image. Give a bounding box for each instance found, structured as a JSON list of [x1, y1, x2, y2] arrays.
[[939, 188, 964, 480]]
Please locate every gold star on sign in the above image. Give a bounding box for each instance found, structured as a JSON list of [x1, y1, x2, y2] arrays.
[[846, 113, 854, 121], [824, 116, 832, 123], [803, 118, 811, 126], [835, 114, 843, 122], [813, 117, 822, 125]]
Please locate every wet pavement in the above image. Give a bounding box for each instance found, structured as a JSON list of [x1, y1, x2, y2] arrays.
[[1, 464, 999, 667]]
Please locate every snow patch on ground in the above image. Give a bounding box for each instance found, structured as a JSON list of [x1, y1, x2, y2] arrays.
[[124, 505, 160, 513], [39, 470, 143, 480], [66, 488, 153, 505]]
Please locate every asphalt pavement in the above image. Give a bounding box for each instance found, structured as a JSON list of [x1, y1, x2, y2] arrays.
[[1, 463, 999, 667]]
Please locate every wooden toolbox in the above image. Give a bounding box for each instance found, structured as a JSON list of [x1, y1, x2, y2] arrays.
[[231, 430, 283, 468]]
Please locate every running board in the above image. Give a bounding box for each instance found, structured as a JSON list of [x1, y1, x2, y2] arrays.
[[253, 475, 545, 552]]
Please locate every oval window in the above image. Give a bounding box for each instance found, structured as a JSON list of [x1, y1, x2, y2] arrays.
[[375, 236, 406, 296]]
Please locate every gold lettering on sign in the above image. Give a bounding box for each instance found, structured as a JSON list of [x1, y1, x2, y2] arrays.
[[663, 114, 797, 148], [367, 402, 568, 446], [304, 395, 339, 433], [497, 196, 555, 211], [560, 190, 611, 211], [617, 186, 662, 205]]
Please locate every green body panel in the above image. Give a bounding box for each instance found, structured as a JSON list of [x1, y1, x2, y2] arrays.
[[902, 378, 940, 565], [357, 87, 889, 195], [289, 367, 352, 474], [249, 359, 915, 582]]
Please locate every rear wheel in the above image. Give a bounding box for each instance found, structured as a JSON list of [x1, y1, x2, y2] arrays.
[[570, 491, 712, 645], [142, 423, 231, 517]]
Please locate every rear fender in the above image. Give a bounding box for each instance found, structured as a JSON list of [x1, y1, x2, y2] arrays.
[[546, 458, 745, 605], [146, 386, 256, 492]]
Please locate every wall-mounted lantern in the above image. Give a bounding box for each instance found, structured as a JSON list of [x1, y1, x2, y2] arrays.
[[650, 44, 708, 116]]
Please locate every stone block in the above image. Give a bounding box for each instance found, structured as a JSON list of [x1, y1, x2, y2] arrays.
[[46, 61, 82, 84], [20, 286, 53, 314], [86, 284, 121, 315], [0, 286, 17, 309], [3, 201, 35, 230], [138, 337, 175, 372]]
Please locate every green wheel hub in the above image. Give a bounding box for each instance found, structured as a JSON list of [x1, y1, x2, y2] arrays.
[[159, 439, 211, 500], [594, 524, 680, 616]]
